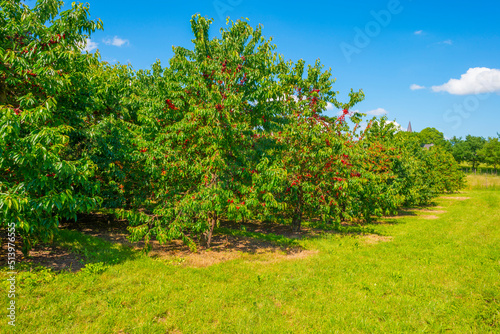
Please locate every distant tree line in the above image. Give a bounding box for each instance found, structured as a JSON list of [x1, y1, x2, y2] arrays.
[[416, 128, 500, 171]]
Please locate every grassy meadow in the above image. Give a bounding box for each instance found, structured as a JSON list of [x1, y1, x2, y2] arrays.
[[465, 173, 500, 190], [1, 187, 499, 333]]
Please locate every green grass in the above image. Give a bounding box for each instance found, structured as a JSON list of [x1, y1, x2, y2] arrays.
[[465, 174, 500, 190], [1, 190, 499, 333]]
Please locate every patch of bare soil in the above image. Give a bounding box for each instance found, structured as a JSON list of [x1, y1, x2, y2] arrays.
[[182, 250, 243, 267], [151, 248, 319, 268], [260, 249, 319, 262], [3, 210, 399, 271], [0, 235, 85, 272], [60, 213, 131, 244], [144, 233, 298, 258], [413, 209, 447, 213], [57, 213, 315, 268], [222, 220, 323, 239], [421, 215, 439, 219], [21, 245, 85, 272], [440, 197, 470, 200], [361, 234, 393, 245]]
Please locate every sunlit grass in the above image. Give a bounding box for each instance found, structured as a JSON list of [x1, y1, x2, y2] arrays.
[[1, 190, 499, 333], [465, 174, 500, 190]]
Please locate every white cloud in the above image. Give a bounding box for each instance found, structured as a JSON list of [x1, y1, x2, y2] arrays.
[[434, 39, 452, 46], [103, 36, 129, 47], [414, 30, 423, 35], [82, 38, 98, 52], [385, 120, 402, 130], [366, 108, 388, 116], [362, 120, 402, 133], [325, 102, 334, 111], [356, 121, 368, 132], [431, 67, 500, 95], [267, 95, 336, 113], [410, 84, 425, 90]]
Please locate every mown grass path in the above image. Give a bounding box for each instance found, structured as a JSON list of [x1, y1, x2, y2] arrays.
[[2, 190, 499, 333]]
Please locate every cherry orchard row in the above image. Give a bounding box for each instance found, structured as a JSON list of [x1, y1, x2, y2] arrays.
[[0, 2, 464, 254], [88, 15, 463, 249]]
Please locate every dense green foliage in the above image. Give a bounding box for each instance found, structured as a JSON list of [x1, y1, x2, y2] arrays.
[[416, 128, 499, 172], [450, 135, 487, 169], [478, 137, 500, 170], [0, 0, 103, 253], [417, 127, 452, 151], [1, 0, 465, 253]]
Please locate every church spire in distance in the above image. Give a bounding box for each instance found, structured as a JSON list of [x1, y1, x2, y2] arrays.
[[407, 121, 412, 133]]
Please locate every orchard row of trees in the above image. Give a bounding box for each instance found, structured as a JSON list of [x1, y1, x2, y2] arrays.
[[417, 128, 500, 171], [1, 0, 464, 254]]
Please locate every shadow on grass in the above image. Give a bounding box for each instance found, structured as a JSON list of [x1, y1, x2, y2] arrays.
[[302, 220, 386, 237], [56, 213, 141, 264], [6, 204, 429, 274], [216, 217, 392, 248], [0, 213, 140, 274], [55, 229, 139, 267]]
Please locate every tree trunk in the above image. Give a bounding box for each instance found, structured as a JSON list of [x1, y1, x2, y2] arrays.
[[339, 202, 347, 222], [292, 191, 303, 232], [206, 172, 219, 248], [206, 212, 217, 248]]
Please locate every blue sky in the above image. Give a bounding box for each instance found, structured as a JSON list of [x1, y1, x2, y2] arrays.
[[57, 0, 500, 139]]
